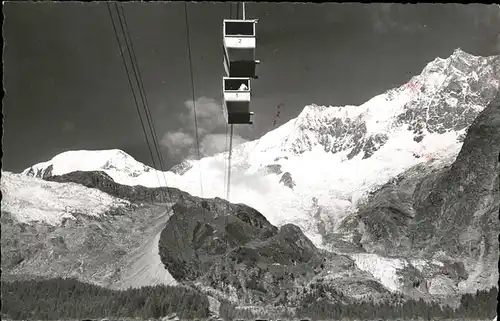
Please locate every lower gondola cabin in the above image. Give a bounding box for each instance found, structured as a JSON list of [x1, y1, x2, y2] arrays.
[[222, 77, 253, 124]]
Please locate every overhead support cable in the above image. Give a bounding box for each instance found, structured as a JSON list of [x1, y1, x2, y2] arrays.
[[226, 123, 234, 201], [107, 3, 190, 267], [107, 2, 173, 204], [106, 3, 162, 189], [184, 2, 205, 198], [117, 4, 170, 191], [223, 121, 229, 198]]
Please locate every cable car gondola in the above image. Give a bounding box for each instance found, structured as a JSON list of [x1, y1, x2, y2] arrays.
[[221, 16, 259, 125], [222, 77, 254, 124], [222, 2, 258, 200], [222, 19, 260, 79]]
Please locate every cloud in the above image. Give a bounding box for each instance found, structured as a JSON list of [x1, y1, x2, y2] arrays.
[[179, 97, 227, 136], [200, 133, 248, 156], [162, 97, 250, 160], [161, 131, 195, 158]]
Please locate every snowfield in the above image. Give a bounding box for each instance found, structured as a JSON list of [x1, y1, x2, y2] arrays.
[[1, 171, 130, 226]]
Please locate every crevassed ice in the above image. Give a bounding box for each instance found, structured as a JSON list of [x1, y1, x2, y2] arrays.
[[1, 171, 129, 226]]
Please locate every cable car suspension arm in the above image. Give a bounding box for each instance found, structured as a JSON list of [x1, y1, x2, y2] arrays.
[[225, 1, 246, 201]]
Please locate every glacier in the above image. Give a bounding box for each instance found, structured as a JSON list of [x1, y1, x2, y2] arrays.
[[1, 171, 130, 226]]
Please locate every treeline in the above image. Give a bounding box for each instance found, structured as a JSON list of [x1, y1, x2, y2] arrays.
[[1, 277, 210, 320], [2, 277, 497, 320], [219, 299, 296, 321], [220, 287, 498, 320], [296, 287, 498, 320]]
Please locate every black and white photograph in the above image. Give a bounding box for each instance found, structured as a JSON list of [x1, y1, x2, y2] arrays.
[[2, 2, 499, 320]]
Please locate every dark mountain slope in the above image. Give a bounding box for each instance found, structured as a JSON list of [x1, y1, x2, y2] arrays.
[[158, 196, 327, 306], [44, 170, 185, 204]]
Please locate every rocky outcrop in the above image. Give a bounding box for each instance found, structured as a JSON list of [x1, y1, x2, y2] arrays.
[[169, 160, 194, 175], [25, 164, 54, 179], [279, 172, 296, 189], [44, 170, 185, 204], [158, 198, 278, 281], [412, 93, 500, 256], [264, 164, 283, 175], [158, 197, 328, 305]]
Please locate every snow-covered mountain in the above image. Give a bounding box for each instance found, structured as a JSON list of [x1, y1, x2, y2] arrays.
[[23, 149, 168, 186], [23, 49, 500, 249], [8, 48, 498, 304]]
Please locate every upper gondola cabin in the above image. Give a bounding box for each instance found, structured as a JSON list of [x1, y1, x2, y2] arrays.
[[223, 19, 259, 78], [223, 19, 257, 50]]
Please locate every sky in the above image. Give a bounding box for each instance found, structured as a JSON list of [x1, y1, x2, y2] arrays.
[[3, 2, 500, 172]]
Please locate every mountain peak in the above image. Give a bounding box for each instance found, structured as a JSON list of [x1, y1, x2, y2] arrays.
[[268, 50, 499, 157], [451, 47, 471, 58], [422, 48, 486, 79], [23, 149, 155, 180], [297, 104, 327, 118]]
